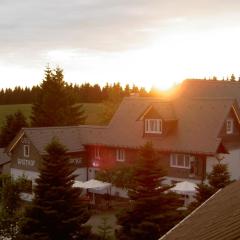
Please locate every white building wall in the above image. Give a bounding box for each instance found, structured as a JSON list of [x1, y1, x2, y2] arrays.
[[88, 167, 97, 180], [11, 168, 39, 183], [74, 168, 87, 182], [11, 168, 38, 201], [206, 149, 240, 181], [11, 167, 88, 183]]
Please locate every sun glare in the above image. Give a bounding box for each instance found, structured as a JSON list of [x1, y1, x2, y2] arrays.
[[154, 81, 177, 91], [9, 26, 240, 91]]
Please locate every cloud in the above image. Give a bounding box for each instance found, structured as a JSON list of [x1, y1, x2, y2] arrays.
[[0, 0, 240, 55], [1, 0, 240, 79]]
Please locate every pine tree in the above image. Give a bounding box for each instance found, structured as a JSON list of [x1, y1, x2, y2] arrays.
[[230, 74, 236, 82], [17, 139, 90, 240], [31, 67, 85, 127], [0, 175, 29, 240], [0, 111, 28, 147], [190, 163, 231, 209], [117, 142, 183, 240], [97, 216, 113, 240], [208, 163, 231, 190]]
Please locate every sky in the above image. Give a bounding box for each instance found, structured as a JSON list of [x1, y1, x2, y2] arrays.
[[1, 0, 240, 90]]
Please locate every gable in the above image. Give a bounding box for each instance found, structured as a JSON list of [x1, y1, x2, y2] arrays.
[[10, 133, 41, 171], [6, 129, 25, 154], [218, 106, 240, 138], [144, 106, 162, 119], [138, 102, 176, 121]]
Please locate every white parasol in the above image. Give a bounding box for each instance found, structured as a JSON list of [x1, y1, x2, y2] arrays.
[[170, 181, 197, 194], [73, 179, 111, 190]]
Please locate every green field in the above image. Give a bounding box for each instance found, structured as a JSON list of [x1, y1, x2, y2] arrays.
[[0, 103, 105, 127], [81, 103, 105, 125]]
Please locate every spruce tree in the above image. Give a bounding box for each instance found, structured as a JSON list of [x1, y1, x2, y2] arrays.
[[117, 142, 183, 240], [0, 110, 28, 147], [190, 163, 231, 209], [31, 67, 85, 127], [0, 175, 28, 240], [17, 139, 90, 240], [208, 163, 231, 190]]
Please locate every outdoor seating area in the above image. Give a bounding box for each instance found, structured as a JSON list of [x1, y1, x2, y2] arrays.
[[75, 179, 129, 213], [170, 181, 197, 207]]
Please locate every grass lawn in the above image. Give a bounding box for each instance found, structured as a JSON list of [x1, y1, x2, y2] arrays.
[[85, 211, 118, 239], [0, 104, 32, 126], [0, 103, 106, 127], [80, 103, 105, 125], [84, 196, 130, 239]]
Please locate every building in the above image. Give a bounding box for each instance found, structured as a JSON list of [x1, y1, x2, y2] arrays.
[[0, 148, 10, 174], [5, 80, 240, 187], [159, 180, 240, 240]]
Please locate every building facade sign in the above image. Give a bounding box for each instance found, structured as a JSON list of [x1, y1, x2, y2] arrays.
[[17, 158, 35, 167]]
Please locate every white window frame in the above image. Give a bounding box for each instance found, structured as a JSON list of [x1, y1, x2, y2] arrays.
[[23, 144, 30, 158], [94, 147, 100, 159], [226, 119, 233, 134], [116, 149, 125, 162], [170, 154, 191, 169], [145, 119, 162, 134]]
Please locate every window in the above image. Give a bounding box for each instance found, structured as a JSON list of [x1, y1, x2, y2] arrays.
[[23, 145, 30, 158], [116, 149, 125, 162], [145, 119, 162, 134], [226, 119, 233, 134], [170, 154, 191, 169], [94, 147, 100, 159]]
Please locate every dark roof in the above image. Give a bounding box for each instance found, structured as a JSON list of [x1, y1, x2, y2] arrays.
[[160, 181, 240, 240], [0, 148, 10, 165], [6, 80, 240, 155], [7, 125, 107, 154], [83, 96, 236, 155], [179, 79, 240, 103], [152, 102, 176, 120]]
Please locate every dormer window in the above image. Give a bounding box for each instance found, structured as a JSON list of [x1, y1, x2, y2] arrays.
[[145, 119, 162, 134], [226, 119, 233, 134]]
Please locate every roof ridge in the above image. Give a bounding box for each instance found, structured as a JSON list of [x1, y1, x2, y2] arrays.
[[23, 125, 108, 131], [189, 97, 236, 101], [124, 96, 170, 101], [184, 79, 240, 85]]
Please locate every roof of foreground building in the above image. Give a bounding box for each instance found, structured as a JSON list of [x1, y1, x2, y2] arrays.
[[160, 181, 240, 240]]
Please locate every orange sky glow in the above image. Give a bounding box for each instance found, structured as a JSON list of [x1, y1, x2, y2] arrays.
[[1, 1, 240, 90]]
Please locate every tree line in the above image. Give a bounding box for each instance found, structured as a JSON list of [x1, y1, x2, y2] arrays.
[[2, 73, 240, 105], [0, 82, 148, 105], [0, 67, 150, 146]]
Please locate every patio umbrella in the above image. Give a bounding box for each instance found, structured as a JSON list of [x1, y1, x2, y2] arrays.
[[73, 179, 111, 205], [74, 179, 111, 190], [73, 181, 84, 188], [170, 181, 197, 195], [170, 181, 197, 207]]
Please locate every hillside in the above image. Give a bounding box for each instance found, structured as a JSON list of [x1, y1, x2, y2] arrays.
[[0, 103, 105, 127]]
